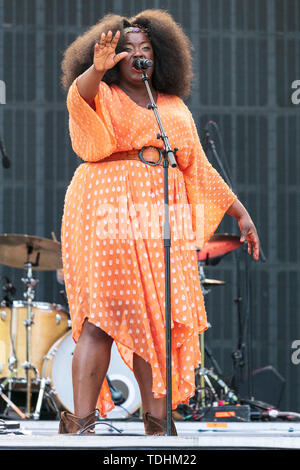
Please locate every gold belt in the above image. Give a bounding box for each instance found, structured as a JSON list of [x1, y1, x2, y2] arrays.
[[101, 146, 163, 167]]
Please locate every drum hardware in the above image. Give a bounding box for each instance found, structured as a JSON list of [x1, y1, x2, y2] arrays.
[[0, 233, 67, 419], [195, 366, 219, 406], [196, 233, 242, 266], [59, 289, 69, 316], [0, 368, 26, 419], [21, 258, 40, 418], [0, 387, 26, 420], [1, 296, 12, 309], [193, 241, 241, 410], [197, 264, 227, 406], [196, 322, 238, 409], [198, 263, 226, 296], [194, 233, 263, 410], [33, 376, 50, 420], [231, 244, 254, 398], [2, 276, 16, 296], [0, 300, 70, 419], [0, 233, 63, 271], [1, 276, 16, 312], [193, 363, 239, 410], [0, 308, 7, 321], [201, 278, 226, 288], [1, 300, 18, 381]]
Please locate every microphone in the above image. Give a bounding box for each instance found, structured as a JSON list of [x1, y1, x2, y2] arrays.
[[0, 138, 10, 169], [204, 120, 216, 131], [203, 121, 216, 146], [132, 58, 153, 70], [2, 276, 16, 295], [106, 375, 125, 405]]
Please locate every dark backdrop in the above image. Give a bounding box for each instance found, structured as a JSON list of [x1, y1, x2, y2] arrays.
[[0, 0, 299, 412]]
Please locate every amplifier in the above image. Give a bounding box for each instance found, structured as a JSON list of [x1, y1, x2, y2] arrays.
[[196, 405, 251, 422]]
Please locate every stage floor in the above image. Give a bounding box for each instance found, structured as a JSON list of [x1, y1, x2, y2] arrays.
[[1, 418, 300, 451]]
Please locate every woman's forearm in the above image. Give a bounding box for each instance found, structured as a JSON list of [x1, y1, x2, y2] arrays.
[[227, 198, 260, 259], [76, 31, 128, 105], [226, 199, 250, 220], [77, 64, 104, 104]]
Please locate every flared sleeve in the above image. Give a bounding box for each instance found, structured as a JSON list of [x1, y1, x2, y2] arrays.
[[181, 113, 237, 249], [66, 78, 117, 162]]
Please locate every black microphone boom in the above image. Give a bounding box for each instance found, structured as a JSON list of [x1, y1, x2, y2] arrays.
[[0, 138, 10, 169], [132, 58, 153, 70]]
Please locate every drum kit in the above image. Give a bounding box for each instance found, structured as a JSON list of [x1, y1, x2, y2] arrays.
[[0, 233, 69, 419], [0, 233, 141, 420], [0, 231, 243, 421], [193, 233, 243, 411]]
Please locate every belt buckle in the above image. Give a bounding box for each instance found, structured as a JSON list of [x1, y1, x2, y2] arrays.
[[138, 146, 163, 166]]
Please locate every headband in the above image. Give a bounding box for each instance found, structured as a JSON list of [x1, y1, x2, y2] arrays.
[[123, 24, 150, 35]]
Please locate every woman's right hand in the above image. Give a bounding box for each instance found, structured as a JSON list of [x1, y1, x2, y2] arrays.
[[94, 30, 128, 73]]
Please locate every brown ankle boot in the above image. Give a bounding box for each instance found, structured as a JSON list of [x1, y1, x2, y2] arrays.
[[142, 412, 177, 436], [58, 410, 96, 434]]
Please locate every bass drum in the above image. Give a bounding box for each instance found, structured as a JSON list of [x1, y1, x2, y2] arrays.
[[42, 330, 141, 419], [0, 301, 69, 379]]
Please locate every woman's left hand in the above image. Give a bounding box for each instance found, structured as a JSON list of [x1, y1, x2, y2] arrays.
[[238, 214, 260, 261]]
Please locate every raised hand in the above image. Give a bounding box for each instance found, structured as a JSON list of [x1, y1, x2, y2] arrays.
[[94, 30, 128, 73]]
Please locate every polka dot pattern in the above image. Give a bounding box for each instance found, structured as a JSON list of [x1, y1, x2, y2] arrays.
[[61, 79, 237, 417]]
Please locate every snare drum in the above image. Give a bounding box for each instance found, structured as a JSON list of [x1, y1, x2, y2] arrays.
[[0, 301, 69, 379], [42, 330, 141, 418]]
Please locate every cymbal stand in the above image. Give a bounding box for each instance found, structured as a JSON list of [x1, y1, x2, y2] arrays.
[[33, 376, 49, 420], [195, 264, 238, 408], [231, 244, 253, 398], [200, 333, 205, 407], [195, 325, 239, 410], [0, 369, 26, 419], [21, 250, 39, 418], [194, 365, 238, 409]]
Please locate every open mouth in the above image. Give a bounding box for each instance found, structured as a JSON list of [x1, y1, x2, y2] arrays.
[[131, 66, 143, 73]]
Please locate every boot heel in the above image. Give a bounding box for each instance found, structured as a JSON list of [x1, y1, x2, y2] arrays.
[[142, 412, 177, 436], [58, 410, 96, 434]]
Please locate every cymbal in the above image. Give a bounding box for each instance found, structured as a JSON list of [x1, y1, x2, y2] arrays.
[[0, 233, 63, 271], [196, 233, 242, 263], [201, 278, 226, 287]]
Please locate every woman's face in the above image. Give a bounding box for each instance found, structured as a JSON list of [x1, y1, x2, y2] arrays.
[[118, 32, 154, 85]]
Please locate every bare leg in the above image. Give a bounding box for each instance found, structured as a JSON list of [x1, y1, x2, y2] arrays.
[[72, 319, 113, 417], [133, 352, 166, 420]]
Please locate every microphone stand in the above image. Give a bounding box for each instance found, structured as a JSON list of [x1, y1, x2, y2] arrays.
[[140, 68, 177, 436], [203, 122, 266, 263], [203, 123, 233, 191], [203, 121, 266, 400]]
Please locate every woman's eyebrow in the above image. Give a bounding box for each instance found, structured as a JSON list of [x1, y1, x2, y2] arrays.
[[123, 41, 151, 46]]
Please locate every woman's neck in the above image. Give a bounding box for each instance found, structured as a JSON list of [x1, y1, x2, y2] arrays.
[[118, 80, 157, 107]]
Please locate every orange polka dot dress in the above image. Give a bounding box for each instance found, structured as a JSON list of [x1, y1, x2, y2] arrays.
[[61, 78, 237, 417]]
